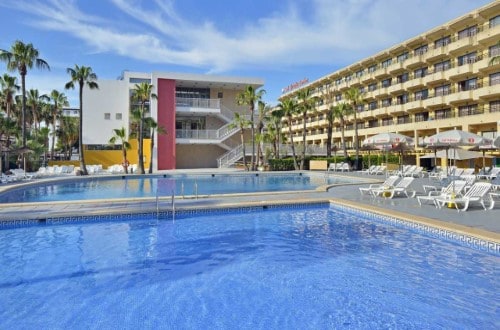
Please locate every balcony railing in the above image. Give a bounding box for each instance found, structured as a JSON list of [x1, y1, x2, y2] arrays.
[[176, 97, 221, 109]]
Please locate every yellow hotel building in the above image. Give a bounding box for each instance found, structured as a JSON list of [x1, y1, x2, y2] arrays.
[[280, 1, 500, 168]]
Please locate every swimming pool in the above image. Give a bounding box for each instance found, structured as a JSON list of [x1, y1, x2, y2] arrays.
[[0, 172, 356, 203], [0, 204, 498, 329]]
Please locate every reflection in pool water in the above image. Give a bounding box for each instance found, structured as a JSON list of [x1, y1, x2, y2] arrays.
[[0, 173, 358, 203]]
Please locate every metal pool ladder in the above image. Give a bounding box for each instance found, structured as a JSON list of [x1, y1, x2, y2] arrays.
[[156, 179, 176, 221]]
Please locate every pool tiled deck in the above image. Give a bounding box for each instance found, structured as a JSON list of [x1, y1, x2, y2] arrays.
[[1, 170, 499, 245]]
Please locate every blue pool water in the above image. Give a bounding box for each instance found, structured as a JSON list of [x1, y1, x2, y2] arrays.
[[0, 173, 350, 203], [0, 205, 498, 329]]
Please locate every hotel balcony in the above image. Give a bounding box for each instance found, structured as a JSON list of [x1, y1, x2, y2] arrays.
[[424, 45, 448, 62], [176, 97, 223, 115], [404, 53, 427, 69], [387, 82, 405, 95], [477, 23, 500, 44], [448, 36, 477, 55], [474, 83, 500, 100], [447, 63, 474, 80]]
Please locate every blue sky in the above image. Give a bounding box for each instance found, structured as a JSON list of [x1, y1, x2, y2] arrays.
[[0, 0, 493, 107]]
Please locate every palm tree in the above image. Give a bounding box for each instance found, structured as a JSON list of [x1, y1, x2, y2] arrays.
[[65, 65, 98, 175], [131, 82, 157, 174], [344, 87, 365, 168], [255, 101, 272, 167], [296, 88, 317, 170], [229, 112, 251, 170], [269, 107, 285, 159], [333, 102, 352, 158], [49, 90, 69, 160], [278, 98, 299, 170], [109, 127, 131, 174], [26, 89, 49, 133], [0, 116, 18, 171], [0, 40, 50, 147], [144, 117, 166, 174], [236, 85, 266, 171], [0, 74, 19, 119], [58, 116, 79, 160]]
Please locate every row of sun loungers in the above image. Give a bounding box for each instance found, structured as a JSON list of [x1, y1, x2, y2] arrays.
[[359, 174, 498, 211]]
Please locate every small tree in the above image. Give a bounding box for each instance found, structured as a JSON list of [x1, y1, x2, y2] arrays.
[[65, 65, 98, 175], [144, 117, 166, 174], [229, 112, 251, 170], [131, 82, 157, 174], [109, 127, 131, 174]]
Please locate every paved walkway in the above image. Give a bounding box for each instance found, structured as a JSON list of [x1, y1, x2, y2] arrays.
[[1, 170, 499, 242]]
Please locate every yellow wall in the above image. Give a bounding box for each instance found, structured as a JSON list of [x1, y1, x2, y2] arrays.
[[52, 139, 152, 169]]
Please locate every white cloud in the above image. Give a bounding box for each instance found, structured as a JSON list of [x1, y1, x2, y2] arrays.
[[1, 0, 492, 73]]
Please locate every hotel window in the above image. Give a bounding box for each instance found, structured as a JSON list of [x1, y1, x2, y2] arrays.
[[434, 84, 451, 96], [415, 112, 429, 122], [345, 75, 353, 82], [355, 70, 364, 77], [414, 89, 428, 100], [335, 94, 342, 101], [457, 52, 477, 66], [381, 58, 392, 68], [458, 104, 478, 116], [490, 72, 500, 86], [335, 78, 342, 85], [414, 45, 428, 56], [458, 78, 477, 91], [397, 52, 408, 63], [129, 78, 151, 84], [381, 78, 391, 88], [434, 35, 451, 48], [396, 72, 409, 83], [176, 87, 210, 99], [434, 60, 451, 72], [490, 15, 500, 28], [104, 113, 111, 120], [457, 26, 478, 39], [368, 65, 377, 73], [368, 101, 378, 110], [397, 93, 409, 104], [490, 100, 500, 113], [115, 113, 122, 120], [368, 119, 379, 128], [382, 98, 392, 107], [381, 118, 392, 126], [359, 87, 365, 94], [397, 115, 410, 124], [356, 104, 364, 112], [489, 44, 500, 57], [435, 108, 451, 120], [217, 92, 223, 98], [368, 83, 377, 91], [414, 67, 428, 78]]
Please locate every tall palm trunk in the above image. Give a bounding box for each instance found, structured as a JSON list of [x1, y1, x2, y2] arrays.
[[21, 72, 26, 147], [300, 112, 307, 170], [78, 83, 87, 175], [287, 115, 299, 170], [138, 104, 145, 174], [148, 128, 155, 174], [240, 128, 248, 170], [340, 117, 348, 158], [250, 107, 255, 171]]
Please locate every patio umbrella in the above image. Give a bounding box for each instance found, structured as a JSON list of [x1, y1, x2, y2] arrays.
[[424, 129, 492, 174], [420, 148, 492, 160], [363, 132, 414, 175], [424, 129, 492, 193]]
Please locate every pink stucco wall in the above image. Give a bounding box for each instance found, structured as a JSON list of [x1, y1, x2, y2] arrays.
[[157, 79, 176, 169]]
